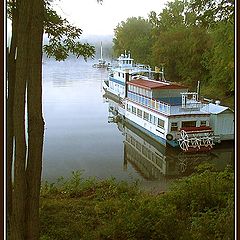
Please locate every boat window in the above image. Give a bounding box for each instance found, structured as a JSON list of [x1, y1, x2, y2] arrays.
[[154, 116, 157, 125], [146, 90, 151, 97], [149, 114, 153, 124], [200, 120, 207, 126], [118, 72, 120, 77], [126, 134, 131, 142], [136, 141, 141, 151], [171, 122, 178, 131], [131, 137, 136, 146], [127, 104, 131, 112], [132, 106, 136, 114], [143, 89, 146, 96], [137, 109, 143, 118], [143, 111, 149, 121], [142, 146, 148, 157], [151, 99, 155, 108], [182, 121, 196, 128], [157, 118, 165, 129], [122, 73, 124, 78]]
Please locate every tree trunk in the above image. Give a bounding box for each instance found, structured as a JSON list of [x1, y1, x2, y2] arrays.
[[7, 1, 18, 221], [25, 0, 45, 239], [10, 0, 33, 239]]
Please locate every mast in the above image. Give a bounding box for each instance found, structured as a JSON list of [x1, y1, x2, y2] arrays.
[[100, 41, 103, 60]]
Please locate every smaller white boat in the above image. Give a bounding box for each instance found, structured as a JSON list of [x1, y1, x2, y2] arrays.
[[92, 42, 109, 68]]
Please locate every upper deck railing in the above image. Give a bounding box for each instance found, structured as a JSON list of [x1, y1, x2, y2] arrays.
[[127, 91, 209, 115], [127, 91, 171, 115]]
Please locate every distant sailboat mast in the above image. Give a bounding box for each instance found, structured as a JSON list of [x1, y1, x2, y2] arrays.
[[100, 41, 103, 60]]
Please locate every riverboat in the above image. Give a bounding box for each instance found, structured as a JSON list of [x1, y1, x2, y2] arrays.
[[102, 53, 234, 152], [124, 77, 234, 152]]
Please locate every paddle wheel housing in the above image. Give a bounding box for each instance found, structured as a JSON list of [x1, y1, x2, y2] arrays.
[[177, 126, 216, 152]]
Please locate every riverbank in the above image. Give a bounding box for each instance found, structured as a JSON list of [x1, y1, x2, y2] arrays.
[[40, 164, 234, 240]]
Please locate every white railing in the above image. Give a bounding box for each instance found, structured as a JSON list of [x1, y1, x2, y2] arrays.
[[127, 91, 171, 115], [127, 92, 210, 115]]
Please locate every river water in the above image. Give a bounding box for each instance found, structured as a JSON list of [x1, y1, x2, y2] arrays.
[[42, 58, 234, 192]]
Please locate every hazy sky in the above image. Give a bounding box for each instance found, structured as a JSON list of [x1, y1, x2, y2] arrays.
[[54, 0, 171, 36]]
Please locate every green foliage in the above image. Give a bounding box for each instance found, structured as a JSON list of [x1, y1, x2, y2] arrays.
[[202, 21, 234, 97], [113, 0, 234, 104], [43, 5, 95, 61], [113, 17, 152, 64], [40, 167, 234, 240]]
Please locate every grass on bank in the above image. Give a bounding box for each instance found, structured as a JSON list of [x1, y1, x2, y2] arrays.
[[40, 164, 234, 240]]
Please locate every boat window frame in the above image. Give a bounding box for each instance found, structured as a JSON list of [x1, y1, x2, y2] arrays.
[[182, 121, 197, 128], [171, 122, 178, 131], [132, 106, 137, 115], [157, 118, 165, 129], [143, 111, 149, 121], [137, 109, 143, 118]]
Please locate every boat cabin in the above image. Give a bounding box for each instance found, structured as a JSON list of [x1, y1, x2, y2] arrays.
[[127, 79, 188, 104], [117, 52, 134, 69]]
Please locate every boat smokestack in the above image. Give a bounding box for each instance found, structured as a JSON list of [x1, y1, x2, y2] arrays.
[[155, 66, 160, 80], [197, 81, 200, 100], [161, 65, 165, 81]]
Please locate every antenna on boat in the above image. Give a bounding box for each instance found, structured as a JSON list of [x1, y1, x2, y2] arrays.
[[196, 81, 200, 100], [160, 63, 165, 81], [100, 41, 103, 60]]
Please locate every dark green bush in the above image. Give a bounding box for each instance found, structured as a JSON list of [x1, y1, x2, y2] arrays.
[[40, 167, 234, 240]]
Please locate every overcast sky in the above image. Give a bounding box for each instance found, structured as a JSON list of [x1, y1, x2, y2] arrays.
[[53, 0, 171, 36], [7, 0, 172, 43]]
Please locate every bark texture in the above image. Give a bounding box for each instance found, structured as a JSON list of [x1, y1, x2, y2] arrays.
[[25, 0, 44, 238], [7, 0, 45, 239]]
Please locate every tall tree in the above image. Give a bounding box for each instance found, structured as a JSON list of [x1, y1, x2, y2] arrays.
[[113, 17, 152, 64], [147, 0, 234, 100], [7, 0, 101, 238]]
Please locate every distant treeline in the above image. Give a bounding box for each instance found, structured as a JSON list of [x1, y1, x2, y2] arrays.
[[113, 0, 234, 106]]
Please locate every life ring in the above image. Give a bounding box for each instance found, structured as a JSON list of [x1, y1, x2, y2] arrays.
[[166, 134, 173, 141]]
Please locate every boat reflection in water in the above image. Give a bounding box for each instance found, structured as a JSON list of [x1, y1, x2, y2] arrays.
[[104, 93, 234, 184]]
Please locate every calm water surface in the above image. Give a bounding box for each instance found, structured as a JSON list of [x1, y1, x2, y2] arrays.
[[42, 58, 234, 191]]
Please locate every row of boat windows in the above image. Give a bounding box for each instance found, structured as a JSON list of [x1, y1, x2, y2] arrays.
[[127, 104, 207, 132], [121, 60, 132, 64], [118, 72, 125, 78], [127, 104, 165, 129], [109, 82, 125, 94], [128, 85, 152, 98], [126, 134, 165, 168], [170, 120, 207, 131]]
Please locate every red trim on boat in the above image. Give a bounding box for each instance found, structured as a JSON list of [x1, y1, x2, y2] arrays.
[[127, 79, 186, 90], [180, 126, 212, 132]]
